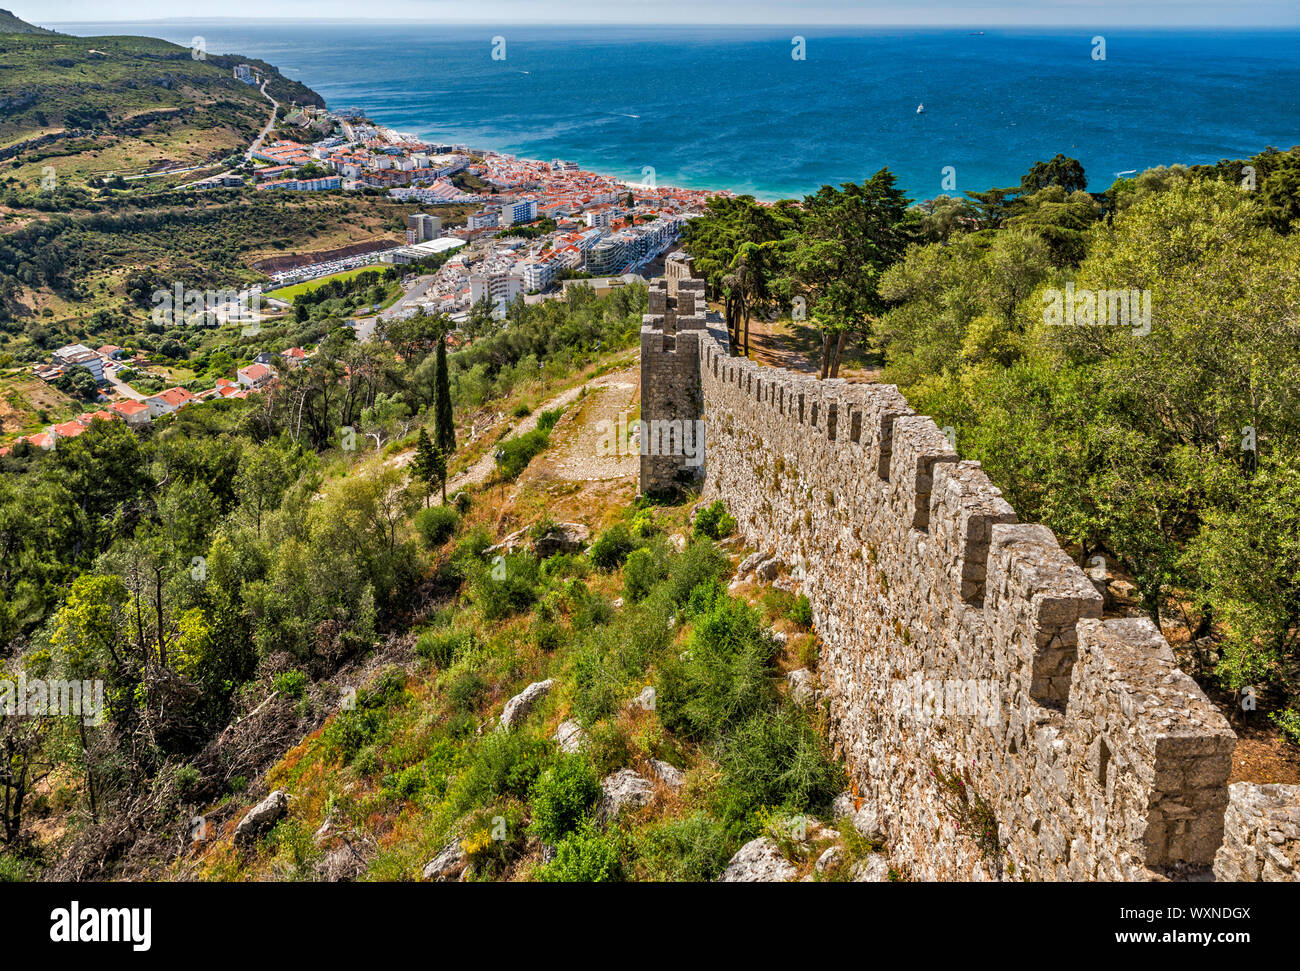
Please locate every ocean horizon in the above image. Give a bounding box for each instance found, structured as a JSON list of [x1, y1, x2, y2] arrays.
[[49, 22, 1300, 201]]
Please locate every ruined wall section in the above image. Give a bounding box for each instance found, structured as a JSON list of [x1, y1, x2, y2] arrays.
[[692, 333, 1244, 880]]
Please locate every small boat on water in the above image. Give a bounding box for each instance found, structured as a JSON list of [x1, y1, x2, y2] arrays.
[[916, 104, 926, 114]]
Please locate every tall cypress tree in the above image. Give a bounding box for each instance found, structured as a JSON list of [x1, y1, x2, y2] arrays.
[[433, 332, 456, 462], [413, 428, 437, 506]]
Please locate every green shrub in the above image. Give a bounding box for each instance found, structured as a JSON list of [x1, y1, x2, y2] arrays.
[[452, 731, 553, 811], [693, 500, 737, 540], [495, 428, 550, 479], [589, 523, 637, 570], [567, 590, 670, 725], [535, 821, 624, 882], [623, 547, 667, 603], [416, 628, 471, 667], [441, 525, 492, 584], [415, 505, 460, 548], [272, 669, 307, 699], [382, 763, 428, 800], [568, 582, 613, 628], [541, 552, 590, 582], [789, 595, 813, 628], [714, 705, 844, 838], [173, 765, 202, 794], [585, 721, 632, 776], [447, 671, 487, 714], [629, 508, 660, 539], [0, 854, 36, 882], [1272, 707, 1300, 746], [683, 577, 726, 619], [656, 595, 777, 742], [568, 635, 633, 725], [528, 754, 602, 843], [665, 540, 731, 606], [638, 813, 733, 881], [1215, 639, 1275, 693], [473, 552, 541, 620], [461, 805, 528, 878], [537, 406, 564, 432], [321, 668, 409, 764], [532, 619, 562, 652]]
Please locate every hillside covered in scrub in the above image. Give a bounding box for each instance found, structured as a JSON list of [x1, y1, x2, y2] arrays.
[[0, 18, 320, 159], [0, 277, 884, 883]]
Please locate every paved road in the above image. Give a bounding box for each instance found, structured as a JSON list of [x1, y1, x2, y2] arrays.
[[246, 81, 280, 160], [352, 273, 440, 342], [352, 316, 378, 342], [380, 274, 441, 320], [105, 371, 145, 402]]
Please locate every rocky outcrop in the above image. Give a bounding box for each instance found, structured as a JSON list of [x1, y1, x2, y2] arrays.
[[422, 840, 468, 881], [498, 679, 554, 731], [717, 837, 796, 882], [850, 855, 890, 882], [787, 668, 816, 704], [488, 523, 589, 559], [532, 522, 590, 558], [316, 844, 366, 881], [831, 792, 884, 842], [627, 686, 656, 712], [815, 846, 841, 873], [233, 790, 289, 844], [649, 759, 684, 790], [597, 769, 655, 821], [553, 719, 586, 754]]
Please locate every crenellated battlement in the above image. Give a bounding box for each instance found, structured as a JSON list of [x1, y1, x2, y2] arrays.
[[639, 271, 1298, 881]]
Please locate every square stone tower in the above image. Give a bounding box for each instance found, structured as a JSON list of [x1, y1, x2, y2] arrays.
[[639, 268, 708, 495]]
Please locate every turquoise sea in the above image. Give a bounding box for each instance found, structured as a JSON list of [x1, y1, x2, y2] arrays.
[[51, 22, 1300, 200]]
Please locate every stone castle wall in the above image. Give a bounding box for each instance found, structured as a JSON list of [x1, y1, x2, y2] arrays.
[[638, 277, 1299, 881]]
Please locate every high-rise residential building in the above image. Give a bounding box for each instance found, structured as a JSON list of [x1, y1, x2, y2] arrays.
[[406, 213, 442, 244], [519, 252, 563, 292]]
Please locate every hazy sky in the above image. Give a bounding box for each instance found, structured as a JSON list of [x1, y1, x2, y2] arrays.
[[34, 0, 1300, 27]]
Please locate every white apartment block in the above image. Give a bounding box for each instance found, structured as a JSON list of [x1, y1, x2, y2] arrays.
[[519, 252, 564, 292], [468, 209, 500, 230], [470, 269, 526, 317]]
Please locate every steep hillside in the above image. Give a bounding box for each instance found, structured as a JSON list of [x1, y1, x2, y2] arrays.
[[0, 28, 322, 185], [0, 9, 57, 35]]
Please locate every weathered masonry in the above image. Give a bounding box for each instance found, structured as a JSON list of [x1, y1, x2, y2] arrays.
[[639, 262, 1300, 881]]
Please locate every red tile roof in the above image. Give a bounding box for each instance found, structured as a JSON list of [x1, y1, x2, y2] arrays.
[[150, 387, 195, 408]]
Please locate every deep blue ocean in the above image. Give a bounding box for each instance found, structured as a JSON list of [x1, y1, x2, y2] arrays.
[[50, 22, 1300, 200]]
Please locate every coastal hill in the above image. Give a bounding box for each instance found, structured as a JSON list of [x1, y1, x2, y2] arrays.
[[0, 18, 324, 186], [0, 9, 57, 34]]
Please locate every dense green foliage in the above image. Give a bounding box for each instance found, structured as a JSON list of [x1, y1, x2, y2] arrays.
[[874, 149, 1300, 736]]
